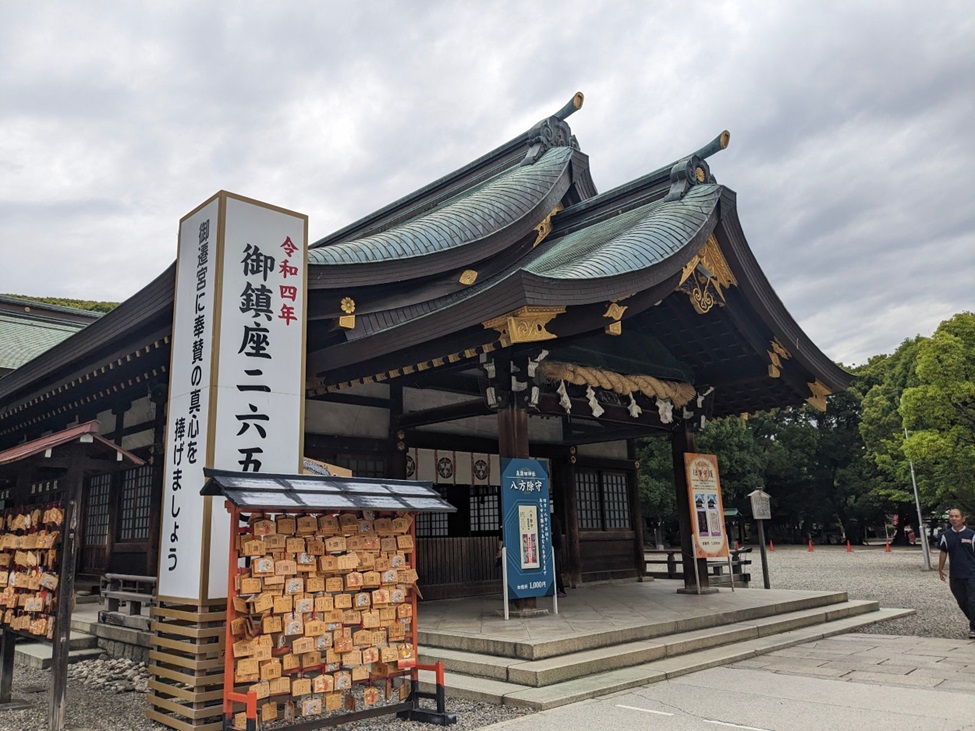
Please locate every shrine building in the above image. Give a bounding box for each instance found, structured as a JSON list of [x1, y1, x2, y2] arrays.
[[0, 93, 851, 599]]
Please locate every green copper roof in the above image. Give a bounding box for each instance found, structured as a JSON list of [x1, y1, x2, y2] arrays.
[[308, 146, 574, 266], [0, 313, 89, 373], [525, 184, 720, 280]]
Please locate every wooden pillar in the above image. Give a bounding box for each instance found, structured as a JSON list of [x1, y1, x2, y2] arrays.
[[389, 384, 407, 480], [497, 357, 533, 609], [627, 439, 646, 581], [0, 630, 15, 704], [146, 384, 168, 577], [50, 444, 85, 731], [671, 425, 710, 592], [563, 450, 582, 587]]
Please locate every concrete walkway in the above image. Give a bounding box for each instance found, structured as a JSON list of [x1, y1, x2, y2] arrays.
[[477, 633, 975, 730]]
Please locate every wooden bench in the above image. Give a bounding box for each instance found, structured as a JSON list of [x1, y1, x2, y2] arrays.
[[645, 548, 752, 586], [100, 573, 157, 615]]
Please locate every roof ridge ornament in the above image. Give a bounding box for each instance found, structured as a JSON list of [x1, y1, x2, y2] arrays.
[[663, 130, 731, 202], [520, 92, 584, 167]]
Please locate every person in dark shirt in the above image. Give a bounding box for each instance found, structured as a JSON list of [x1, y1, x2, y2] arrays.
[[938, 507, 975, 639]]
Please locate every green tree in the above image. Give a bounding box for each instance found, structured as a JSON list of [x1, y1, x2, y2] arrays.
[[858, 337, 924, 541], [901, 312, 975, 513], [697, 416, 766, 514], [636, 436, 676, 536]]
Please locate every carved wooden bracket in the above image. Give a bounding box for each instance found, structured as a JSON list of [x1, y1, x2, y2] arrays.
[[482, 306, 565, 348]]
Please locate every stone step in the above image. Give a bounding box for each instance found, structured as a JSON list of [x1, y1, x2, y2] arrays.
[[418, 590, 852, 661], [420, 599, 879, 687], [418, 606, 913, 710], [14, 633, 106, 670]]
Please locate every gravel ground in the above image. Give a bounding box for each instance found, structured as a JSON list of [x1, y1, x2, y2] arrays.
[[761, 543, 962, 639], [0, 544, 959, 731]]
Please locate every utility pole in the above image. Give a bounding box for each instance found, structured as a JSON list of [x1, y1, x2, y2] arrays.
[[905, 426, 933, 570]]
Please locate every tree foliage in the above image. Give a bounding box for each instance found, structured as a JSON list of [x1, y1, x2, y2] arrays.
[[901, 312, 975, 513], [2, 294, 118, 314]]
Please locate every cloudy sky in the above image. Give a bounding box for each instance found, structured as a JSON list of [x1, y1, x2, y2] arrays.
[[1, 2, 972, 366]]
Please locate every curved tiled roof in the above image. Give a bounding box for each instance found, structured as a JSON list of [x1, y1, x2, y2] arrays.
[[308, 146, 574, 268], [0, 313, 90, 372], [526, 185, 720, 281], [342, 185, 721, 342]]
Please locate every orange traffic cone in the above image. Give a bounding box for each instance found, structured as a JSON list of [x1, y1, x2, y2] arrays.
[[808, 539, 814, 552], [885, 542, 891, 553], [846, 540, 852, 553], [769, 540, 775, 552]]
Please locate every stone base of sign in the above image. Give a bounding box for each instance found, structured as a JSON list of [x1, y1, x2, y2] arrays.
[[676, 587, 719, 595], [496, 608, 550, 618], [146, 601, 226, 731]]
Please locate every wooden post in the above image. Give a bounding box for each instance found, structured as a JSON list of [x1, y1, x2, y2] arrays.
[[562, 452, 582, 587], [0, 630, 16, 704], [497, 357, 534, 610], [50, 444, 84, 731], [627, 439, 645, 580], [671, 426, 709, 592], [146, 386, 168, 577], [389, 384, 407, 480]]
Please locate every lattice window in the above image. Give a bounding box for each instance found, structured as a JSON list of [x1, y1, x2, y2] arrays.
[[118, 465, 153, 541], [469, 484, 499, 533], [575, 471, 602, 529], [576, 470, 632, 530], [328, 455, 386, 478], [416, 487, 450, 537], [603, 472, 630, 529], [84, 474, 112, 547]]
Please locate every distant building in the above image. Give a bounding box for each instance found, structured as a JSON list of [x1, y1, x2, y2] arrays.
[[0, 295, 101, 378]]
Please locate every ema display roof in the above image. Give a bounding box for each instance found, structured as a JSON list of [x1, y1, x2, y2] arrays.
[[201, 468, 456, 514]]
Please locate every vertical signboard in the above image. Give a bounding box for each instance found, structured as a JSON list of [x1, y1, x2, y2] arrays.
[[684, 453, 729, 559], [500, 458, 553, 598], [159, 191, 307, 603]]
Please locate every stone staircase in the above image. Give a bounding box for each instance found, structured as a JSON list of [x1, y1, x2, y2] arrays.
[[417, 592, 912, 710], [13, 623, 105, 670]]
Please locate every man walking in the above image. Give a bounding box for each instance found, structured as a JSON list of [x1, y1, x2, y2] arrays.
[[938, 508, 975, 639]]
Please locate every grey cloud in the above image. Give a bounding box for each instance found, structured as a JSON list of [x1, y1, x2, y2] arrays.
[[0, 1, 972, 366]]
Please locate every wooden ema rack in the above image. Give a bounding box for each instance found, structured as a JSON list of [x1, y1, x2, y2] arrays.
[[220, 503, 456, 730]]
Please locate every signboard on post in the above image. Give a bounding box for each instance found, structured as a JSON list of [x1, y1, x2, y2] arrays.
[[749, 489, 771, 520], [158, 191, 308, 603], [500, 458, 553, 599], [748, 488, 773, 589], [684, 453, 729, 559]]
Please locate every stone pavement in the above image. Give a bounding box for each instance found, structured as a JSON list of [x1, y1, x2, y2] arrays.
[[477, 632, 975, 730], [731, 632, 975, 695]]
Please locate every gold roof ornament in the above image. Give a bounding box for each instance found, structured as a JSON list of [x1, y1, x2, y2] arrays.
[[766, 339, 792, 378], [532, 203, 563, 248], [603, 301, 628, 336], [678, 234, 738, 315], [338, 297, 356, 330], [458, 270, 478, 285], [806, 380, 832, 412], [482, 306, 565, 348]]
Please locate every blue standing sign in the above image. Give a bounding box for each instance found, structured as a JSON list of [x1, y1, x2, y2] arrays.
[[501, 458, 553, 598]]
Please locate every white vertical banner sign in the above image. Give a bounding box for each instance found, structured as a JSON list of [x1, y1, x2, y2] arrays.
[[158, 191, 307, 603]]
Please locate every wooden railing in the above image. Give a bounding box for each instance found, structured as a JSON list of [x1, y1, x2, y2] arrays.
[[416, 536, 500, 599]]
